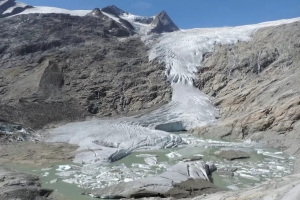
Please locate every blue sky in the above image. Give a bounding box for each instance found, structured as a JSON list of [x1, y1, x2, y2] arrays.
[[22, 0, 300, 29]]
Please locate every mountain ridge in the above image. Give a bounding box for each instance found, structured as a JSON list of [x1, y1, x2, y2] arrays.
[[0, 1, 180, 34]]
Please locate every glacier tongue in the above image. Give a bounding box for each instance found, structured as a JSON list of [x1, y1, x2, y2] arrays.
[[135, 83, 218, 131], [138, 17, 300, 130], [146, 17, 300, 85], [45, 17, 300, 164]]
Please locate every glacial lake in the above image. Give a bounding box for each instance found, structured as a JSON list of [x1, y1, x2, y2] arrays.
[[8, 134, 294, 200]]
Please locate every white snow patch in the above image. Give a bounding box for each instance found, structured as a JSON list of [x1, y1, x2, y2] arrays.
[[10, 6, 90, 17], [120, 13, 154, 35]]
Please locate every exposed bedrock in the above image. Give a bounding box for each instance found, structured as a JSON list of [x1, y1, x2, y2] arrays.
[[0, 13, 172, 129], [192, 21, 300, 171]]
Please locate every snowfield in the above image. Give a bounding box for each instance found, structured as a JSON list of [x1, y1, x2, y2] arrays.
[[11, 6, 90, 17]]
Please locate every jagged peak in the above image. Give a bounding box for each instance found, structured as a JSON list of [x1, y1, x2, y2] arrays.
[[154, 10, 174, 24], [101, 5, 127, 17], [87, 8, 103, 17], [149, 10, 179, 34]]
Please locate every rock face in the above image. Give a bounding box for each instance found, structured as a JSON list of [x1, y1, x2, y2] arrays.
[[192, 21, 300, 170], [0, 0, 32, 18], [90, 162, 222, 199], [0, 13, 172, 129], [101, 5, 126, 17], [100, 5, 179, 34], [0, 121, 34, 143], [0, 167, 53, 200], [150, 11, 180, 34]]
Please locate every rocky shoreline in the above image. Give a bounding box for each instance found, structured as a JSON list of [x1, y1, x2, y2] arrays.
[[0, 167, 53, 200]]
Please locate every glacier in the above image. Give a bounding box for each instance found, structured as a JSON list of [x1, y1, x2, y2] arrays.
[[33, 6, 300, 165]]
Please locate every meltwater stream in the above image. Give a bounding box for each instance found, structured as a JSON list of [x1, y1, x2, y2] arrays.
[[41, 17, 300, 199]]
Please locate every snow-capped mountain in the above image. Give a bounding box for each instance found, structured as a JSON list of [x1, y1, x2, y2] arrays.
[[0, 0, 179, 35], [99, 5, 179, 34]]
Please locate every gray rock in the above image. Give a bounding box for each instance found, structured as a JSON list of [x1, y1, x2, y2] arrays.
[[0, 167, 53, 200], [215, 150, 250, 160], [179, 155, 203, 162], [0, 121, 35, 143], [149, 11, 180, 34]]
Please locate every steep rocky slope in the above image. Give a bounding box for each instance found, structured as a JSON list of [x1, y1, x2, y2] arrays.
[[0, 13, 171, 129], [193, 21, 300, 171]]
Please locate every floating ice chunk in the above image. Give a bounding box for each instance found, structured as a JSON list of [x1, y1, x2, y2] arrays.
[[276, 166, 285, 170], [50, 178, 60, 184], [124, 178, 134, 182], [63, 178, 79, 184], [263, 152, 286, 159], [227, 185, 239, 190], [274, 152, 283, 155], [144, 157, 157, 166], [239, 173, 260, 181], [258, 169, 270, 173], [166, 152, 182, 158], [42, 172, 49, 177], [41, 168, 52, 171], [57, 165, 72, 171], [56, 170, 76, 177], [131, 163, 151, 169]]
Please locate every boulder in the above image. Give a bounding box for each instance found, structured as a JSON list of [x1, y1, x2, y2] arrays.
[[215, 150, 250, 160], [0, 167, 53, 200]]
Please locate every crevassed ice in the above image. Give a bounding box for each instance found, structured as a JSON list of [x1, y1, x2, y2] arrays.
[[145, 17, 300, 85], [46, 119, 185, 164], [136, 17, 300, 130]]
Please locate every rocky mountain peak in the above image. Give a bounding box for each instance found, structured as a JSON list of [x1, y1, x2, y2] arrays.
[[149, 10, 179, 34], [101, 5, 127, 17], [87, 8, 103, 17]]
